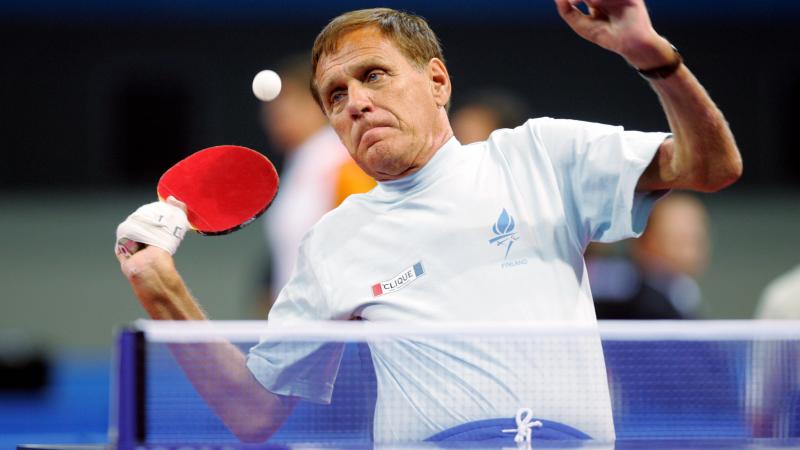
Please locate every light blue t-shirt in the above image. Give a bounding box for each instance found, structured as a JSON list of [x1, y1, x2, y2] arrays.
[[246, 117, 669, 442]]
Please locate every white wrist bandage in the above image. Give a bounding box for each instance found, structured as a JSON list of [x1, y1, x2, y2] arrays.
[[115, 200, 190, 256]]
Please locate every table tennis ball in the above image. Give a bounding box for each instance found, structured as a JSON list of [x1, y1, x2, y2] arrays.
[[252, 70, 282, 102]]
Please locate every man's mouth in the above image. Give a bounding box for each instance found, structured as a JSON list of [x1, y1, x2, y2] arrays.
[[359, 125, 391, 149]]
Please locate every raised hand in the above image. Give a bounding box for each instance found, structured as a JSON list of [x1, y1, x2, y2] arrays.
[[553, 0, 676, 70]]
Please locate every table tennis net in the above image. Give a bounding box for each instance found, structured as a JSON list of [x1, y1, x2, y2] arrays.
[[111, 320, 800, 446]]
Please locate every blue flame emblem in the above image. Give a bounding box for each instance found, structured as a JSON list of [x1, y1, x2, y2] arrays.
[[488, 208, 519, 259]]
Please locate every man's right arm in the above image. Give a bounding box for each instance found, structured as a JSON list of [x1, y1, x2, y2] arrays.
[[116, 245, 297, 442]]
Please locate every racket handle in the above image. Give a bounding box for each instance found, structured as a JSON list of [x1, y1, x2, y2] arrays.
[[116, 237, 147, 256]]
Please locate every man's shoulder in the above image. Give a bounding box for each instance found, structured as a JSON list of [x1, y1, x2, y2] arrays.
[[304, 189, 381, 244], [478, 117, 558, 165], [481, 116, 564, 150], [486, 117, 613, 142]]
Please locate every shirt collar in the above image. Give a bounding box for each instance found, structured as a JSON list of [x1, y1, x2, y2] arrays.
[[375, 136, 461, 195]]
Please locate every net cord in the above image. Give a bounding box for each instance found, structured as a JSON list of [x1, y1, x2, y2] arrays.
[[132, 319, 800, 343]]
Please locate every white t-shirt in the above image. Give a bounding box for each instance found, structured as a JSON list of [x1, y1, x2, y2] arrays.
[[247, 117, 669, 442]]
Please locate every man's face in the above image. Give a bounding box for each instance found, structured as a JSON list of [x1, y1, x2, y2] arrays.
[[315, 26, 451, 181]]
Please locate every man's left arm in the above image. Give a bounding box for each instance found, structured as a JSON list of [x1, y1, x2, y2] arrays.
[[554, 0, 742, 192]]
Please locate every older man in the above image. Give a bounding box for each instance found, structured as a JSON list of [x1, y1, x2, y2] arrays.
[[258, 53, 374, 314], [116, 0, 741, 444]]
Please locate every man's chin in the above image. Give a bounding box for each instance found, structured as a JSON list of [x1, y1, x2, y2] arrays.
[[360, 141, 418, 180], [372, 163, 419, 182]]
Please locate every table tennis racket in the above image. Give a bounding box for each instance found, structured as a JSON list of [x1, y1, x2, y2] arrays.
[[117, 145, 278, 255]]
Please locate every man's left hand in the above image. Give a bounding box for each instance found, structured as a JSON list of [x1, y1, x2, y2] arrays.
[[553, 0, 675, 70]]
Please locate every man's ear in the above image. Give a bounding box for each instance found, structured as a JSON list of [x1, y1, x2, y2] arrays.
[[428, 58, 452, 108]]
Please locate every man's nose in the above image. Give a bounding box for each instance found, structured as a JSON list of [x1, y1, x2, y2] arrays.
[[346, 84, 372, 119]]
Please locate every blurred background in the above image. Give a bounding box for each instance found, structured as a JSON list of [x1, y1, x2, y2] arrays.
[[0, 0, 798, 443]]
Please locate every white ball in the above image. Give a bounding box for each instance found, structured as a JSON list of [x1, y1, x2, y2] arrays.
[[252, 69, 282, 102]]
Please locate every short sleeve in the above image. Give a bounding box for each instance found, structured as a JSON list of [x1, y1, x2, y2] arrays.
[[246, 339, 345, 404], [531, 118, 670, 244], [246, 233, 345, 403]]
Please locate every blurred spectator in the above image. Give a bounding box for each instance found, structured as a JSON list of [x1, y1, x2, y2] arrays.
[[755, 265, 800, 319], [588, 194, 710, 319], [451, 88, 530, 144], [749, 264, 800, 437], [257, 54, 374, 315]]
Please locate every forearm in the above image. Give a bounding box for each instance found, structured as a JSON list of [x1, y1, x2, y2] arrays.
[[645, 60, 742, 191], [553, 0, 743, 192], [119, 247, 295, 441], [168, 341, 297, 442], [122, 246, 207, 320]]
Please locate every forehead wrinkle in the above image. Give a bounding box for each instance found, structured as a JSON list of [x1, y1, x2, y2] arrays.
[[317, 47, 388, 96]]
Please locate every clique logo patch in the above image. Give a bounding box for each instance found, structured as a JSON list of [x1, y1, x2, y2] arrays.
[[371, 262, 425, 297]]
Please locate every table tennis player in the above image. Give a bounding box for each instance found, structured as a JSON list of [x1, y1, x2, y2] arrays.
[[115, 0, 741, 445]]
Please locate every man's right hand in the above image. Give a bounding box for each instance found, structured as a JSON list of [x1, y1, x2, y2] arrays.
[[115, 243, 175, 299], [114, 220, 293, 442], [115, 201, 206, 321], [116, 243, 205, 320], [115, 197, 189, 257]]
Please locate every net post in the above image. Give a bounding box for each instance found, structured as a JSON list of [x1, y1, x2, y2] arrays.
[[110, 326, 146, 449]]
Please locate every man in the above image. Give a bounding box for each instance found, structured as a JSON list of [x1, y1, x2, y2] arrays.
[[258, 54, 374, 313], [115, 1, 741, 444]]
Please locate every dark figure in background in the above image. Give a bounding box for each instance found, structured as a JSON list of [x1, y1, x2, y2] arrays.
[[588, 194, 709, 319]]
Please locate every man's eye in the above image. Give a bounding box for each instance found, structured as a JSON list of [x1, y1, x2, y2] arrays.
[[366, 71, 384, 82], [330, 91, 345, 105]]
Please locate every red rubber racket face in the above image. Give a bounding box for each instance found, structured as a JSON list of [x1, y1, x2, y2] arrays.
[[157, 145, 279, 236]]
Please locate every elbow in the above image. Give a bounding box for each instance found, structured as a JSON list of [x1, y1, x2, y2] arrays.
[[227, 400, 293, 444], [235, 431, 271, 444], [710, 150, 743, 192], [723, 153, 744, 187], [693, 145, 743, 193], [230, 417, 278, 444], [221, 380, 295, 444]]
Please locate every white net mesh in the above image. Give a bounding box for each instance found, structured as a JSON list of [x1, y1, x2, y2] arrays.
[[113, 320, 800, 445]]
